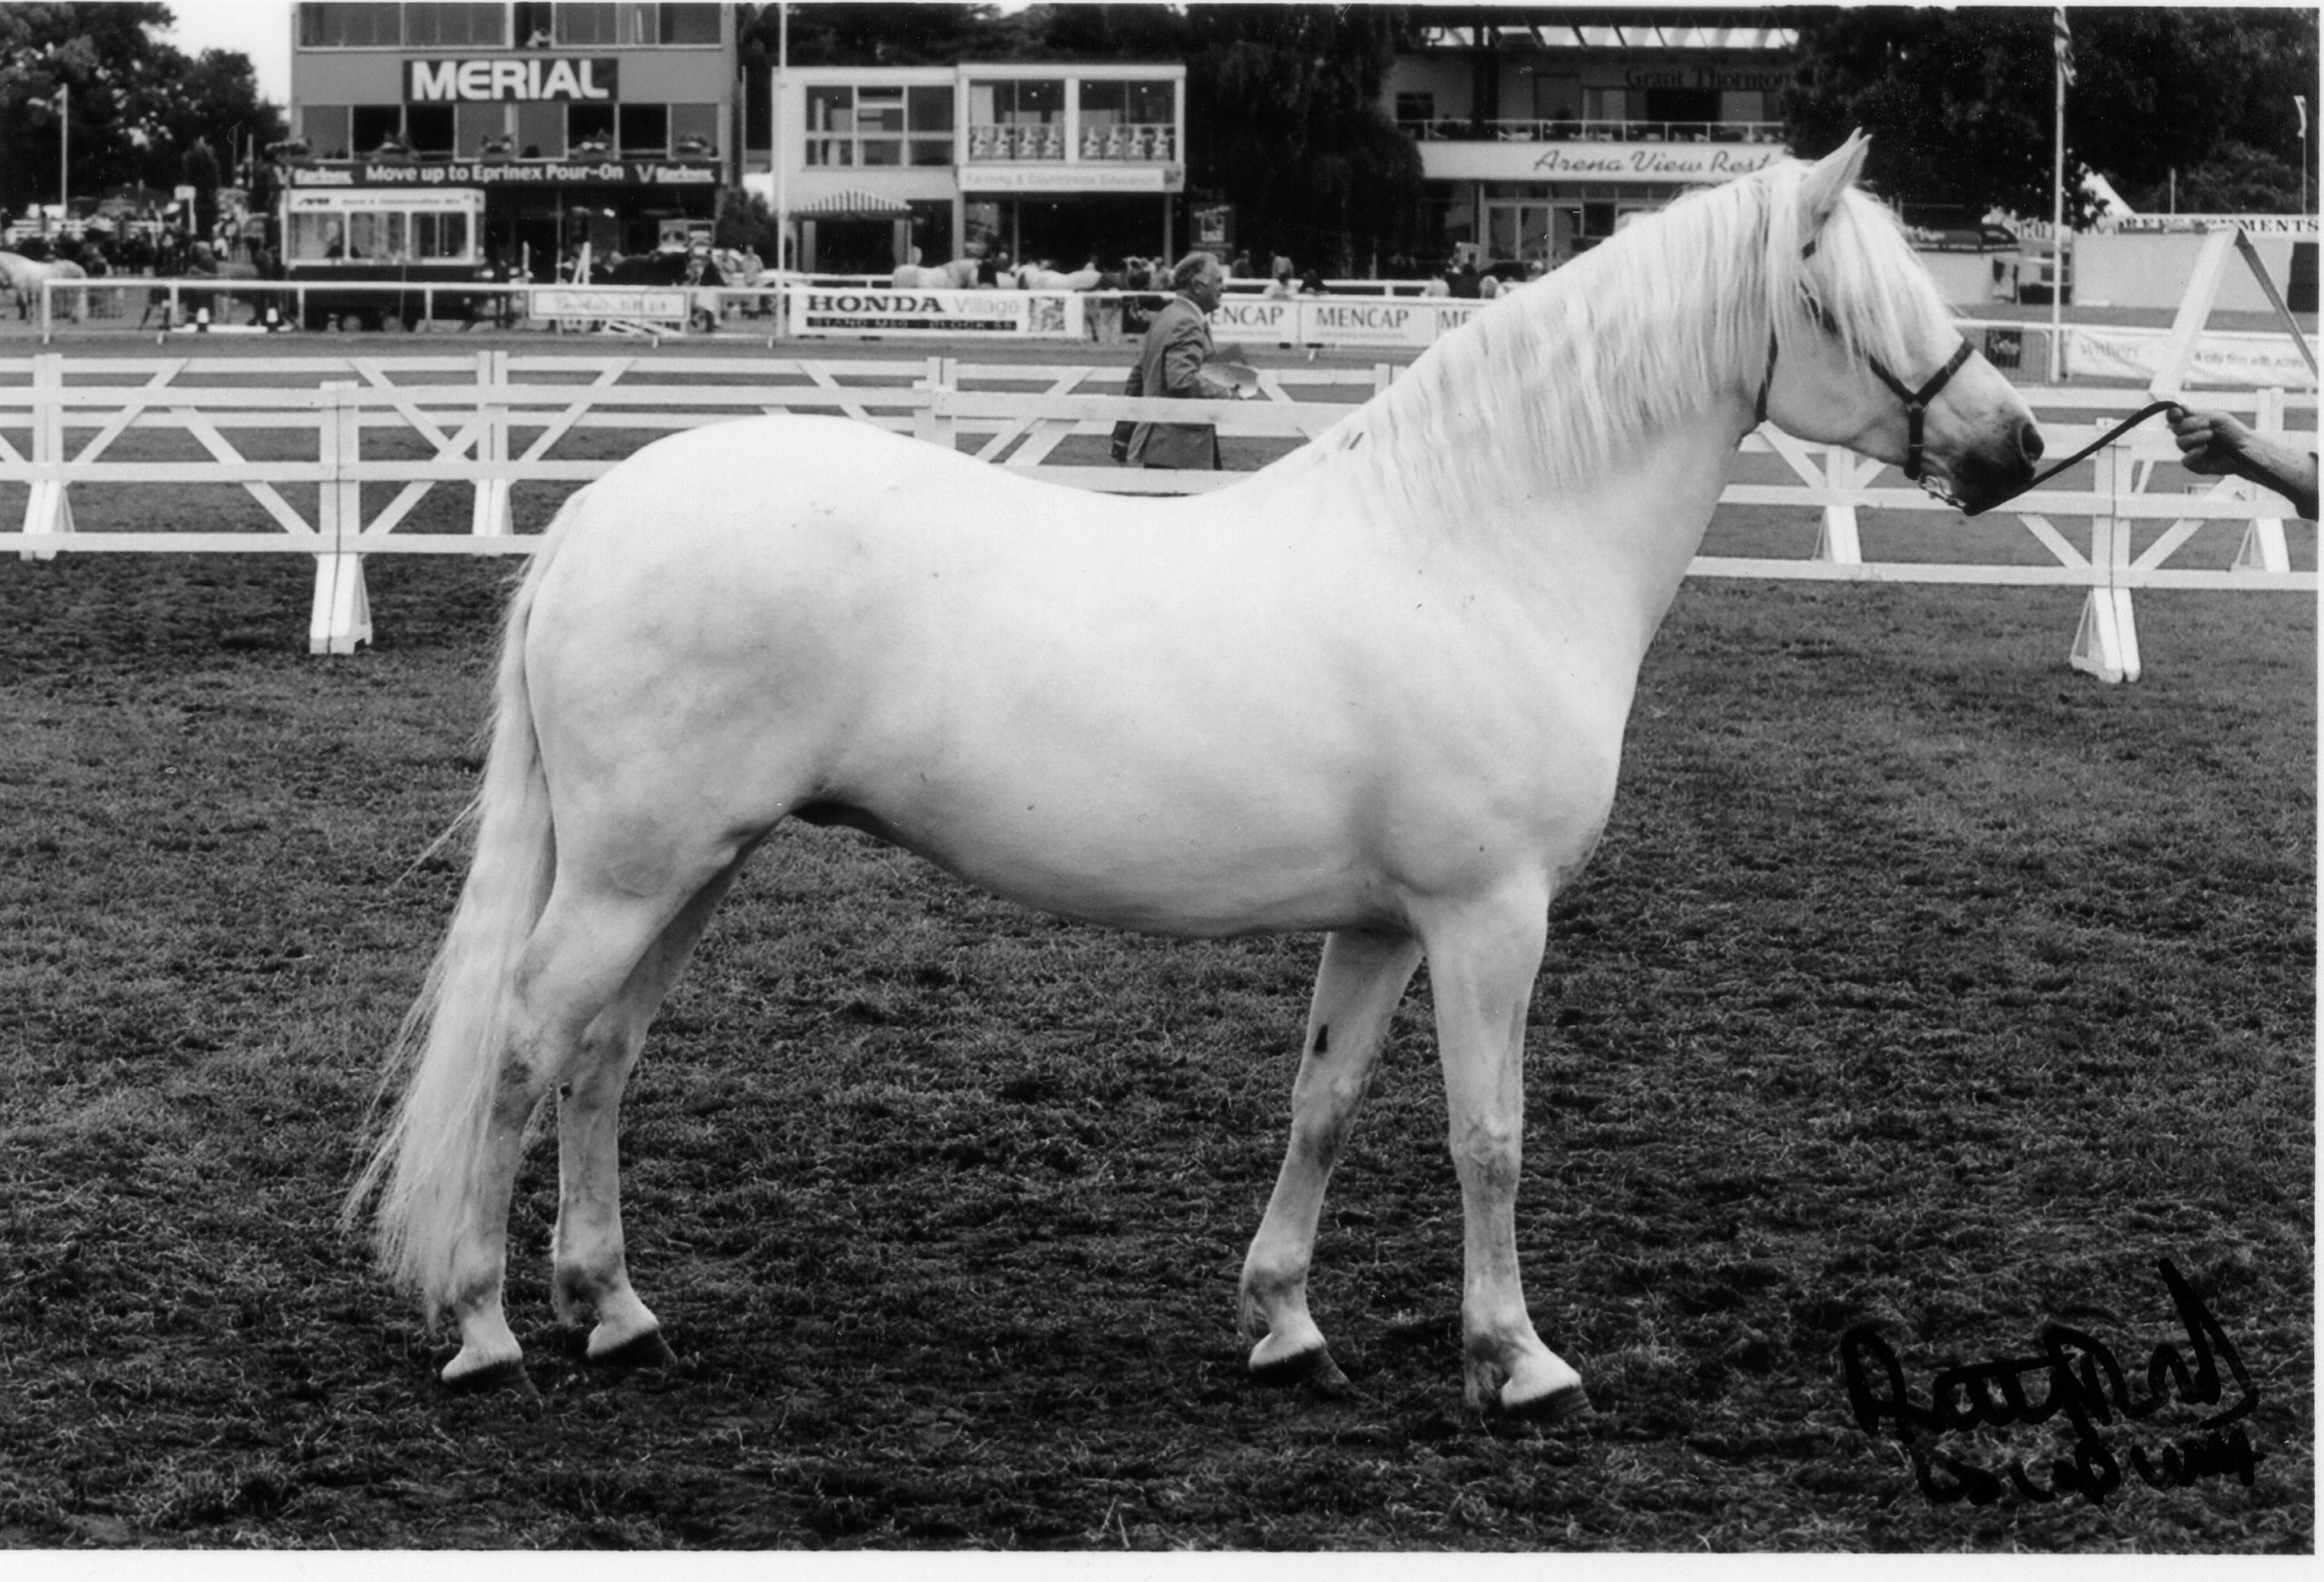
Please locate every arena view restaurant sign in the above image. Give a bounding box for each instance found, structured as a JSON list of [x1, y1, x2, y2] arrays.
[[1418, 140, 1788, 185], [288, 161, 719, 189], [406, 57, 618, 102]]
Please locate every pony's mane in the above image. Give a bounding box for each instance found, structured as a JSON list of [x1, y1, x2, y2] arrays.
[[1311, 158, 1953, 524]]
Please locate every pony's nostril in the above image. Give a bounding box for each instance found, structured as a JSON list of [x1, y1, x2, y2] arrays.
[[2018, 419, 2045, 465]]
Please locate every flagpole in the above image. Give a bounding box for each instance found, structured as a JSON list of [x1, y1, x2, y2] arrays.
[[773, 1, 790, 277], [2048, 16, 2067, 383]]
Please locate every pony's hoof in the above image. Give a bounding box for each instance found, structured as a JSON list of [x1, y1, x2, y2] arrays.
[[1492, 1381, 1592, 1425], [1249, 1344, 1350, 1392], [588, 1328, 676, 1372], [440, 1357, 535, 1397]]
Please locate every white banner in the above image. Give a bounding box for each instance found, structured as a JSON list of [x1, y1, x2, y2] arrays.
[[1300, 297, 1485, 349], [1169, 294, 1489, 349], [788, 288, 1085, 339], [531, 287, 686, 325], [2066, 325, 2319, 389]]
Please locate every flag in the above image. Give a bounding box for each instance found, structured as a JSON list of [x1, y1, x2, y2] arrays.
[[2053, 6, 2076, 88], [2297, 95, 2309, 140]]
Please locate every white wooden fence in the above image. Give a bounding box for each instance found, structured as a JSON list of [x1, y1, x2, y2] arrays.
[[0, 352, 2309, 679]]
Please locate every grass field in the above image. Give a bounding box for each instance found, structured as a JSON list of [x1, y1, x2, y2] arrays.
[[0, 368, 2313, 1551]]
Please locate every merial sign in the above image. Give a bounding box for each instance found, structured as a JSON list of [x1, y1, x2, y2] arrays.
[[406, 58, 618, 103]]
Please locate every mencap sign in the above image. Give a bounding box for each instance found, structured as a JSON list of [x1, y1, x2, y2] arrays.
[[406, 57, 618, 103]]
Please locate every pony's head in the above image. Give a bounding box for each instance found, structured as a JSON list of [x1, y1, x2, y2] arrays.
[[1755, 133, 2043, 512]]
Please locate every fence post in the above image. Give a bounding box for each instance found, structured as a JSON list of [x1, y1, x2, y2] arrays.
[[471, 349, 512, 536], [1812, 445, 1864, 564], [20, 353, 74, 559], [2068, 443, 2141, 683], [309, 382, 373, 655], [915, 356, 956, 452], [2231, 387, 2290, 575]]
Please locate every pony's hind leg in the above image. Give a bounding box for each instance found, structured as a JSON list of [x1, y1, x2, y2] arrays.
[[550, 858, 751, 1369], [440, 879, 703, 1388], [1240, 928, 1423, 1388]]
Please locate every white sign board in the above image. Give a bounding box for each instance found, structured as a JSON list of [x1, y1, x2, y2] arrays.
[[531, 288, 688, 326], [1418, 140, 1787, 185], [960, 165, 1184, 194], [2067, 326, 2319, 389], [1207, 295, 1488, 349], [788, 288, 1085, 339]]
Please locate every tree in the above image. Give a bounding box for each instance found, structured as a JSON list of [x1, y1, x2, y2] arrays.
[[1783, 6, 2317, 221], [1179, 5, 1423, 274], [0, 3, 281, 220]]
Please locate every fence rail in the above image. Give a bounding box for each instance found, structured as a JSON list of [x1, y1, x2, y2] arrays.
[[0, 353, 2309, 677]]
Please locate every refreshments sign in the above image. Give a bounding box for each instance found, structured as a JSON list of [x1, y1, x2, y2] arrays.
[[407, 58, 618, 102]]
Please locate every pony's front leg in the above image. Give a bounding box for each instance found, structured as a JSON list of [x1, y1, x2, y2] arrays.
[[1240, 928, 1423, 1388], [1420, 889, 1589, 1421]]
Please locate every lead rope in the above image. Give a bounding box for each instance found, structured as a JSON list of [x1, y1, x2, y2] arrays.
[[1963, 398, 2184, 517]]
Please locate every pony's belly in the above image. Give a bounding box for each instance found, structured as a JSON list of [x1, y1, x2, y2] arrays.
[[823, 794, 1397, 938]]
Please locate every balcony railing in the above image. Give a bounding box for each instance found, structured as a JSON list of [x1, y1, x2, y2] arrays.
[[968, 123, 1066, 162], [1078, 123, 1177, 162], [1400, 118, 1787, 145], [967, 122, 1177, 162]]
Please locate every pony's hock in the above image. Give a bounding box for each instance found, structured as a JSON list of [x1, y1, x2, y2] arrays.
[[350, 135, 2040, 1416]]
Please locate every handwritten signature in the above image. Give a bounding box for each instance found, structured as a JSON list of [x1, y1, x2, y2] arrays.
[[1839, 1259, 2262, 1507]]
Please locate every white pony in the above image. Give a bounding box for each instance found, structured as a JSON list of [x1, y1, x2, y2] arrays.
[[0, 251, 86, 321], [1016, 264, 1103, 291], [350, 137, 2041, 1415], [890, 257, 988, 290]]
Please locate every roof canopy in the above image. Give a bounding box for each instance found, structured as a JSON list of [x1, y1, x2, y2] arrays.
[[794, 190, 912, 218]]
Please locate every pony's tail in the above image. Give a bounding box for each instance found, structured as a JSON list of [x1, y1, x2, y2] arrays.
[[342, 495, 583, 1319]]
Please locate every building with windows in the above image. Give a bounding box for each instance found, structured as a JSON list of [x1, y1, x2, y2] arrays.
[[285, 2, 734, 278], [755, 63, 1186, 274], [1385, 15, 1797, 273]]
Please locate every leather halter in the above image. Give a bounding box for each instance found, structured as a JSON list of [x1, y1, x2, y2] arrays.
[[1751, 238, 1980, 484]]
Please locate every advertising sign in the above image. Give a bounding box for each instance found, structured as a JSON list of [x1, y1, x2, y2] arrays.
[[2065, 326, 2319, 388], [287, 160, 718, 190], [1417, 140, 1787, 186], [960, 165, 1182, 194], [2110, 214, 2319, 238], [789, 288, 1086, 339], [1299, 296, 1485, 349], [532, 288, 687, 326], [407, 58, 618, 103]]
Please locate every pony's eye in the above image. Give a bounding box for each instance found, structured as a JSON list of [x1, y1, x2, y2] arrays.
[[1802, 293, 1839, 334]]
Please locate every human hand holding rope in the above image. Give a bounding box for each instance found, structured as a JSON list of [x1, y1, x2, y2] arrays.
[[2167, 408, 2319, 521]]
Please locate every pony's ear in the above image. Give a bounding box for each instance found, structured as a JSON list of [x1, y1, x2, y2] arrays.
[[1799, 131, 1871, 245]]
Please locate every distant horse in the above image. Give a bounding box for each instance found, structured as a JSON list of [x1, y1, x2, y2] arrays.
[[350, 135, 2042, 1415], [0, 252, 87, 322], [1015, 264, 1103, 291], [890, 257, 984, 290]]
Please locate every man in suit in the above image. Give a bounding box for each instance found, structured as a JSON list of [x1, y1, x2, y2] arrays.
[[1113, 251, 1247, 469]]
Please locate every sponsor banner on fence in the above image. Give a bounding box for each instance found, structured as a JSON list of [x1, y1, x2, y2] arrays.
[[1299, 297, 1485, 349], [2067, 326, 2318, 388], [531, 288, 687, 325], [1213, 295, 1486, 349], [788, 288, 1084, 339]]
